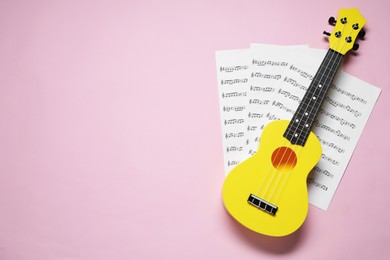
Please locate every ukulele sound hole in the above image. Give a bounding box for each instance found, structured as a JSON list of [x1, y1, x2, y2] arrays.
[[271, 147, 297, 169]]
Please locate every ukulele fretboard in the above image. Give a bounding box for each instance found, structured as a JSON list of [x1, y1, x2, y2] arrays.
[[284, 49, 344, 146]]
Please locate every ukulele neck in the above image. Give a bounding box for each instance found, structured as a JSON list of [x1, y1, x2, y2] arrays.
[[283, 49, 344, 146]]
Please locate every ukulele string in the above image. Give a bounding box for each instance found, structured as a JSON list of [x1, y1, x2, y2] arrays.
[[255, 21, 350, 202], [254, 46, 314, 199], [256, 135, 290, 199], [272, 32, 348, 204], [255, 50, 334, 200], [260, 26, 347, 202], [254, 50, 303, 198], [255, 51, 316, 199], [254, 48, 330, 199], [267, 49, 337, 202]]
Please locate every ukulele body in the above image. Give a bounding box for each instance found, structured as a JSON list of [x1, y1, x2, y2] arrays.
[[222, 120, 322, 236]]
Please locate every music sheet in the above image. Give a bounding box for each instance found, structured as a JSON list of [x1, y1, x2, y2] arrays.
[[216, 49, 251, 175], [216, 45, 381, 210], [246, 44, 307, 156]]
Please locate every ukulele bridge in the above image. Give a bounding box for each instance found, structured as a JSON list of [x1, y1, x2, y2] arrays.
[[247, 194, 278, 215]]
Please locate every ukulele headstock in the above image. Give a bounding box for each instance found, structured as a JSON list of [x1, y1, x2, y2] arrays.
[[328, 8, 367, 55]]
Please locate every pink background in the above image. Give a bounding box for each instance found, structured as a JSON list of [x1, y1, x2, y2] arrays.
[[0, 0, 389, 259]]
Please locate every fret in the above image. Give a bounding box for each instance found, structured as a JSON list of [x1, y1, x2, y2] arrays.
[[285, 120, 312, 138], [285, 133, 310, 144], [319, 66, 337, 74], [284, 49, 344, 146], [299, 101, 322, 113], [289, 121, 313, 132], [293, 111, 317, 124]]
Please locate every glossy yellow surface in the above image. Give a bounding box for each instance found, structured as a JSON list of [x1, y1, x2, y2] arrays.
[[329, 8, 366, 55], [222, 120, 322, 237]]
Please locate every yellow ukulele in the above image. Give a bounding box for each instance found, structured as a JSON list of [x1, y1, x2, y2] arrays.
[[222, 8, 366, 237]]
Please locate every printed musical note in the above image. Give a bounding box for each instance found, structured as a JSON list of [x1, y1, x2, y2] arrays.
[[216, 49, 252, 174], [246, 44, 304, 154]]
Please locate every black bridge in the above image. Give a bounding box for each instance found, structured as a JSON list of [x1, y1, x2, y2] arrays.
[[247, 194, 278, 215]]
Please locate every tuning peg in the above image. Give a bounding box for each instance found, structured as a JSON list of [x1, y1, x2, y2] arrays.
[[352, 43, 359, 51], [328, 16, 336, 26], [323, 31, 331, 36], [358, 29, 366, 39]]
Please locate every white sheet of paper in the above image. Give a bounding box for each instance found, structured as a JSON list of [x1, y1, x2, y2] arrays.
[[216, 45, 306, 175], [216, 45, 381, 210], [216, 49, 251, 175], [246, 44, 307, 156]]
